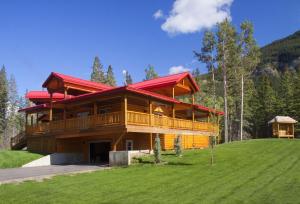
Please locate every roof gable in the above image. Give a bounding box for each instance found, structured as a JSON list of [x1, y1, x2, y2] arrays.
[[129, 72, 199, 96], [42, 72, 113, 95]]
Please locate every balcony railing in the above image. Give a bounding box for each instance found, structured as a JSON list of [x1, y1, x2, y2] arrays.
[[26, 111, 219, 135], [127, 111, 218, 133]]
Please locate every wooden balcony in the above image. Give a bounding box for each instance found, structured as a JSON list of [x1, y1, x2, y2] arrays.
[[26, 111, 219, 137]]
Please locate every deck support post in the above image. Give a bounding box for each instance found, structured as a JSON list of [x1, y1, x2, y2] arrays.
[[149, 133, 153, 153], [112, 131, 125, 151]]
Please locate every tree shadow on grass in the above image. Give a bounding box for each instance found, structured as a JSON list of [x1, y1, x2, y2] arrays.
[[165, 161, 193, 166]]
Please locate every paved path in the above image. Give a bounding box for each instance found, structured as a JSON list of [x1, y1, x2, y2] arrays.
[[0, 165, 109, 184]]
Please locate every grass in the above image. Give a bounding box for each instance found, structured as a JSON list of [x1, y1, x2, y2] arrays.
[[0, 150, 43, 168], [1, 139, 300, 204]]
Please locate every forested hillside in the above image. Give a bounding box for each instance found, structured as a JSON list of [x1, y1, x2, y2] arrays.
[[258, 30, 300, 74]]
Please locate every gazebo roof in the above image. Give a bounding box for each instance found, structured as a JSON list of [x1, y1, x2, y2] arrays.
[[268, 116, 298, 124]]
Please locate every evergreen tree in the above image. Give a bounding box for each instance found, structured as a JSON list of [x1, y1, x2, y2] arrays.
[[125, 71, 133, 85], [238, 21, 260, 140], [174, 135, 182, 157], [106, 65, 116, 86], [0, 65, 8, 147], [194, 31, 217, 108], [154, 134, 161, 163], [90, 56, 105, 83], [278, 71, 295, 117], [252, 76, 277, 137], [216, 19, 238, 143], [7, 75, 19, 139], [144, 65, 158, 81]]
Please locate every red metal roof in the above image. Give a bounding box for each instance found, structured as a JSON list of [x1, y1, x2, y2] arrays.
[[129, 72, 199, 92], [194, 104, 224, 115], [42, 72, 113, 91], [26, 91, 73, 100], [20, 88, 223, 115], [54, 86, 180, 104]]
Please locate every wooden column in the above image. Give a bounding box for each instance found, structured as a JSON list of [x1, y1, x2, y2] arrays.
[[122, 95, 128, 125], [172, 87, 175, 99], [149, 100, 152, 126], [64, 87, 68, 98], [292, 124, 294, 138], [149, 133, 153, 153], [49, 93, 53, 121], [36, 113, 39, 124]]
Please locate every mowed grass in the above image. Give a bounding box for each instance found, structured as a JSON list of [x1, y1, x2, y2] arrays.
[[1, 139, 300, 204], [0, 150, 43, 168]]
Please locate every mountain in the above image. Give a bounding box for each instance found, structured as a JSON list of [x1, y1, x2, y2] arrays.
[[259, 30, 300, 73]]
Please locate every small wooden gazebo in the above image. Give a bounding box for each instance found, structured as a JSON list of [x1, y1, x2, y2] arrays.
[[268, 116, 298, 138]]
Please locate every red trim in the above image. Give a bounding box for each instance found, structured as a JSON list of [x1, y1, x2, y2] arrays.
[[42, 72, 113, 90], [26, 91, 73, 100]]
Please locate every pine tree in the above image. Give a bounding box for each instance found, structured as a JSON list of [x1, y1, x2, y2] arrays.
[[238, 21, 260, 140], [278, 71, 295, 117], [194, 31, 217, 109], [144, 65, 158, 81], [90, 56, 105, 83], [0, 65, 8, 147], [106, 65, 116, 86], [125, 71, 133, 85], [154, 134, 161, 163], [7, 75, 19, 144], [252, 76, 277, 137], [174, 135, 182, 157], [216, 19, 238, 143]]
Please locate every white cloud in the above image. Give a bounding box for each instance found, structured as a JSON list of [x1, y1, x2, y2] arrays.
[[160, 0, 233, 35], [153, 9, 164, 20], [169, 65, 190, 74]]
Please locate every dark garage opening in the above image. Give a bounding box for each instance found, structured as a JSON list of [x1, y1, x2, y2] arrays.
[[90, 142, 111, 164]]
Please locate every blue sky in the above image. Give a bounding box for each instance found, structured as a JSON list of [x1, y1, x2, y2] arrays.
[[0, 0, 299, 95]]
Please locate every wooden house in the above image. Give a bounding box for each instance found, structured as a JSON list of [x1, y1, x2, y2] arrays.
[[11, 72, 223, 163], [268, 116, 297, 138]]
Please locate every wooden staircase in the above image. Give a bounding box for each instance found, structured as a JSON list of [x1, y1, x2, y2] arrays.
[[10, 132, 27, 150]]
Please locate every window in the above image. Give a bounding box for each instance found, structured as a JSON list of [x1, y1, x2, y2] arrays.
[[126, 140, 133, 151]]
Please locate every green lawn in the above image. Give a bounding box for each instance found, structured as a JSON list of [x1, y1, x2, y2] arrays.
[[1, 139, 299, 204], [0, 150, 43, 168]]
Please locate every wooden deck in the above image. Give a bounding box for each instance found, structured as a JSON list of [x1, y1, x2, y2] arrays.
[[26, 111, 219, 137]]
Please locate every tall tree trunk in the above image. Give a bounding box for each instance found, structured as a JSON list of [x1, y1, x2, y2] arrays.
[[211, 46, 216, 110], [240, 74, 244, 141], [222, 41, 229, 143]]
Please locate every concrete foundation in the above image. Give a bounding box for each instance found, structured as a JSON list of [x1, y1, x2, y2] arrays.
[[109, 150, 150, 166], [22, 153, 83, 167]]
